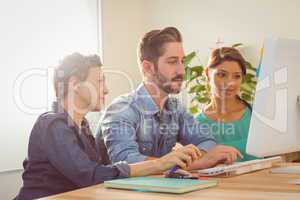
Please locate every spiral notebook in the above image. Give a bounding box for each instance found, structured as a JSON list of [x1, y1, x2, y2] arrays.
[[104, 177, 218, 194]]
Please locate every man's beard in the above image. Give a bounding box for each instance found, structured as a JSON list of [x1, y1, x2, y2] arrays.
[[153, 68, 184, 94]]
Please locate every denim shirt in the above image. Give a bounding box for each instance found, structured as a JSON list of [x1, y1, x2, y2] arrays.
[[16, 103, 129, 200], [96, 84, 217, 164]]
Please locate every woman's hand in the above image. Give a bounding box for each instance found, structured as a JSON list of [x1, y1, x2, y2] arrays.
[[187, 145, 243, 170]]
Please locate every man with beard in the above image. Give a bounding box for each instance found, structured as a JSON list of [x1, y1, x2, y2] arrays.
[[96, 27, 243, 170]]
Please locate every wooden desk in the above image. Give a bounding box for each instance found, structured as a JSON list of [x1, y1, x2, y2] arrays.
[[40, 163, 300, 200]]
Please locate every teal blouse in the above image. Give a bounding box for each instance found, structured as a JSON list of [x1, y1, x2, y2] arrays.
[[195, 107, 258, 161]]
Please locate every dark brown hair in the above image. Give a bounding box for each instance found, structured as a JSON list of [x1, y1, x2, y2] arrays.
[[138, 27, 182, 65], [207, 47, 246, 75], [53, 53, 102, 100]]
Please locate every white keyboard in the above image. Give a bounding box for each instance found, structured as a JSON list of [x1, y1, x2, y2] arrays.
[[197, 156, 282, 176]]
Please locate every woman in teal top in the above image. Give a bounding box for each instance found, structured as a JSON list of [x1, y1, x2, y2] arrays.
[[196, 107, 257, 161], [195, 47, 258, 161]]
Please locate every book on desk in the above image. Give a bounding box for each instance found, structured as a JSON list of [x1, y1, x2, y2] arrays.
[[104, 177, 218, 194]]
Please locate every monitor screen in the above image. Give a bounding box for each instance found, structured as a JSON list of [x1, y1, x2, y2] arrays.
[[247, 38, 300, 157]]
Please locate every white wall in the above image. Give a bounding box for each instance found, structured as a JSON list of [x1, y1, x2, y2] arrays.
[[0, 0, 99, 172], [145, 0, 300, 67], [0, 170, 23, 200], [0, 0, 99, 199], [101, 0, 150, 103]]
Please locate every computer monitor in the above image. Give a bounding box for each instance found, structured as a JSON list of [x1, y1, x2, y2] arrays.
[[246, 38, 300, 157]]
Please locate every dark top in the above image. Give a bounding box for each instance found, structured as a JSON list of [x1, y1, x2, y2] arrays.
[[16, 103, 129, 200]]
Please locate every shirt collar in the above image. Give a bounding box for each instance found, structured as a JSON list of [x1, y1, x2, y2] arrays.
[[52, 101, 91, 135], [134, 84, 179, 115], [135, 84, 160, 115]]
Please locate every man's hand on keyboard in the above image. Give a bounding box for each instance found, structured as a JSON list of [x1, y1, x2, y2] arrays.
[[187, 145, 244, 170]]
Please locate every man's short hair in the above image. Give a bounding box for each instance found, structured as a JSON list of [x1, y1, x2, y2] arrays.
[[137, 27, 182, 65]]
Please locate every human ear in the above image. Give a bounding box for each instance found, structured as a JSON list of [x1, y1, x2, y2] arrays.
[[69, 76, 81, 93], [142, 60, 155, 77]]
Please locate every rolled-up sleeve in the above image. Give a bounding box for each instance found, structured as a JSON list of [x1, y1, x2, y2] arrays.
[[114, 161, 131, 177], [178, 105, 217, 152], [97, 99, 147, 164], [44, 120, 129, 188]]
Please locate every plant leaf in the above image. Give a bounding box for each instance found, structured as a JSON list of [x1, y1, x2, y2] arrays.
[[183, 51, 196, 66], [246, 61, 256, 70], [196, 96, 210, 104], [241, 93, 252, 102], [186, 72, 200, 84], [184, 67, 192, 81], [189, 85, 206, 93], [232, 43, 243, 48], [189, 106, 198, 114], [190, 65, 204, 75]]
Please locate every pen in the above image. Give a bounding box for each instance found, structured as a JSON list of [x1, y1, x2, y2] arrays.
[[169, 166, 179, 174]]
